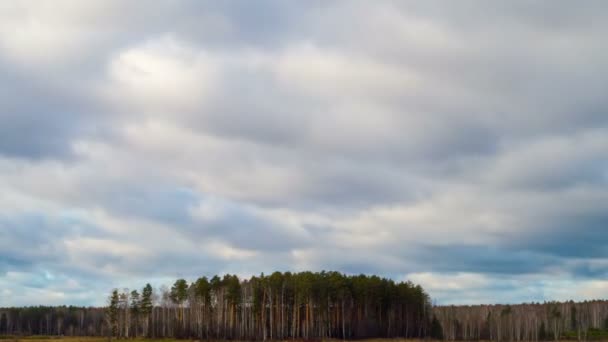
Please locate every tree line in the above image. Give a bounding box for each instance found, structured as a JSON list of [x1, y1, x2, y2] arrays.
[[434, 300, 608, 341], [0, 306, 105, 337], [5, 272, 607, 341], [1, 271, 432, 340]]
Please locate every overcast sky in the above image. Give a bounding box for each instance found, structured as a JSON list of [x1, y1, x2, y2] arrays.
[[1, 0, 608, 306]]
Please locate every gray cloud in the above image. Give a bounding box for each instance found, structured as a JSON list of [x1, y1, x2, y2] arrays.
[[1, 0, 608, 306]]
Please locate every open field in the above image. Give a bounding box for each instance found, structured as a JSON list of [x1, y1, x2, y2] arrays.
[[0, 339, 428, 342], [0, 338, 436, 342], [5, 339, 608, 342]]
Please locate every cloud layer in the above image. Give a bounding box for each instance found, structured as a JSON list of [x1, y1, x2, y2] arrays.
[[1, 0, 608, 306]]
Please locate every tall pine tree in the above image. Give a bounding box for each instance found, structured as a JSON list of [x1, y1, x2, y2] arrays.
[[106, 289, 120, 339]]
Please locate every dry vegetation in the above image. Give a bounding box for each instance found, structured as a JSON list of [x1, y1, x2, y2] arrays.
[[4, 339, 606, 342], [3, 338, 606, 342], [0, 339, 441, 342]]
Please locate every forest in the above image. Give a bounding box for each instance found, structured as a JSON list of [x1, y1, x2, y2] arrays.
[[434, 300, 608, 341], [0, 271, 431, 340], [3, 271, 608, 341]]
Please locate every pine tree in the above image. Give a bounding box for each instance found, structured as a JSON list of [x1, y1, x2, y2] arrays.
[[170, 279, 189, 305], [140, 284, 153, 337], [106, 289, 120, 339], [171, 279, 189, 337]]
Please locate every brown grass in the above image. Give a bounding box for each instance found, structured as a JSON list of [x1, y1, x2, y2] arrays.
[[8, 338, 608, 342]]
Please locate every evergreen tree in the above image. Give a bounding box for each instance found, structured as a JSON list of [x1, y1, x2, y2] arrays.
[[106, 289, 120, 339], [140, 284, 153, 337], [2, 271, 435, 340], [130, 290, 141, 337], [140, 284, 153, 313], [170, 279, 189, 305], [193, 277, 211, 304]]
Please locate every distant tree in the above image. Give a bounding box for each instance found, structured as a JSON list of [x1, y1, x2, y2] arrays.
[[170, 279, 189, 305], [193, 277, 211, 304], [192, 277, 211, 339], [11, 286, 608, 341], [5, 271, 438, 340], [550, 305, 562, 341], [171, 279, 189, 336], [140, 284, 153, 337], [118, 289, 130, 338], [130, 290, 141, 337], [570, 305, 578, 332], [106, 289, 120, 339]]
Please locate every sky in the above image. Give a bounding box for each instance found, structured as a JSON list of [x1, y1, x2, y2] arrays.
[[1, 0, 608, 307]]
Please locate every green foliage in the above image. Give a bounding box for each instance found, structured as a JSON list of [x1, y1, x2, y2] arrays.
[[2, 271, 433, 340], [222, 274, 241, 305], [130, 290, 141, 315], [192, 277, 211, 305], [138, 283, 155, 337], [106, 289, 120, 338], [140, 283, 153, 316], [586, 328, 608, 339], [169, 279, 188, 305]]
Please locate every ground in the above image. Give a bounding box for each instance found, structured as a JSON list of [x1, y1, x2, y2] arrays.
[[0, 338, 433, 342]]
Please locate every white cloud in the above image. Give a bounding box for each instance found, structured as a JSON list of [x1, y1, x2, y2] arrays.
[[105, 35, 219, 114], [408, 272, 491, 291]]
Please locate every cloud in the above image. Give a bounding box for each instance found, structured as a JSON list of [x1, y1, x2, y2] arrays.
[[1, 0, 608, 306]]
